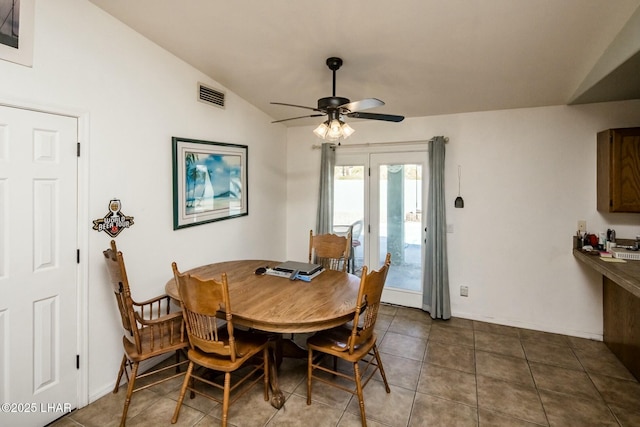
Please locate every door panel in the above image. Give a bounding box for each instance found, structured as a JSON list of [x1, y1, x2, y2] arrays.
[[371, 153, 426, 307], [0, 106, 78, 426], [334, 150, 427, 308]]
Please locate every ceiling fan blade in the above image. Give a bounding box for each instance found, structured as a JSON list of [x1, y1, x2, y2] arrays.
[[339, 98, 385, 112], [271, 102, 322, 112], [347, 112, 405, 122], [271, 114, 325, 124]]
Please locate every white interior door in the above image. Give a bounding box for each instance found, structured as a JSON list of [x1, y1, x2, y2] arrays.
[[0, 106, 79, 426], [334, 148, 427, 308]]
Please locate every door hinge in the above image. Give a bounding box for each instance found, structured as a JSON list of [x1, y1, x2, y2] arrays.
[[77, 249, 80, 264], [77, 142, 81, 157], [76, 355, 80, 369], [368, 167, 371, 177]]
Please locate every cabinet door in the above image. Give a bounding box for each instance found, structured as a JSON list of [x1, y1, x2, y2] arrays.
[[597, 128, 640, 213], [611, 129, 640, 212]]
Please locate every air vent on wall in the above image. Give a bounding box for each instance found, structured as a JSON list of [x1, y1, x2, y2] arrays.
[[198, 82, 225, 109]]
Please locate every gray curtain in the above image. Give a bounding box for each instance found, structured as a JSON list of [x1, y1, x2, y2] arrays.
[[315, 143, 335, 234], [423, 136, 451, 319]]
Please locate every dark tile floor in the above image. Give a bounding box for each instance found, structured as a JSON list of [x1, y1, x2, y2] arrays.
[[52, 305, 640, 426]]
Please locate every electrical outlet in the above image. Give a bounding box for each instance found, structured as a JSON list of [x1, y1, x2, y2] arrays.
[[460, 285, 469, 297], [578, 220, 587, 233]]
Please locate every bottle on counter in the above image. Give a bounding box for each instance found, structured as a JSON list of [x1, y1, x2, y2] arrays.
[[606, 229, 616, 251]]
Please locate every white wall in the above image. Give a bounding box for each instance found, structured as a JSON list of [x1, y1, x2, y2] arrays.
[[0, 0, 287, 402], [285, 100, 640, 339]]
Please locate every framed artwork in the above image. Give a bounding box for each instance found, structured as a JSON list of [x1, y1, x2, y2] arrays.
[[0, 0, 34, 67], [172, 137, 248, 229]]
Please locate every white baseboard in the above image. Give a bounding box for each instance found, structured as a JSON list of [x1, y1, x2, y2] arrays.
[[451, 310, 603, 341], [87, 354, 174, 405]]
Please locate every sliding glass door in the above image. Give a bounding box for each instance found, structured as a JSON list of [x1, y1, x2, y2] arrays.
[[334, 148, 428, 308]]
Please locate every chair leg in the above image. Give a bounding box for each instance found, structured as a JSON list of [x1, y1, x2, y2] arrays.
[[222, 372, 231, 427], [113, 354, 127, 394], [172, 361, 194, 424], [306, 348, 313, 405], [373, 344, 390, 393], [263, 346, 270, 401], [120, 361, 139, 427], [353, 362, 367, 427], [189, 367, 196, 399]]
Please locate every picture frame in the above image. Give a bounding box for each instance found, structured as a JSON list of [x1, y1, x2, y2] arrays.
[[0, 0, 35, 67], [172, 137, 248, 229]]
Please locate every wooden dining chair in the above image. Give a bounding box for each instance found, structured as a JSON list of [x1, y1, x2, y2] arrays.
[[171, 262, 270, 427], [309, 229, 351, 272], [306, 253, 392, 427], [103, 240, 188, 427]]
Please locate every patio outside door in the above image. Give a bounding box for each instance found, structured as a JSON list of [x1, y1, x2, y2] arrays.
[[334, 149, 427, 308]]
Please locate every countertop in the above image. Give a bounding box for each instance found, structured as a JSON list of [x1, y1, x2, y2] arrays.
[[573, 248, 640, 298]]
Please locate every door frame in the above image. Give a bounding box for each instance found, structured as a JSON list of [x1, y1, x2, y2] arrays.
[[1, 98, 90, 408], [334, 141, 429, 308]]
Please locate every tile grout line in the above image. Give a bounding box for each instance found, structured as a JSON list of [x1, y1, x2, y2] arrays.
[[473, 323, 480, 427], [524, 335, 551, 427], [569, 342, 624, 427]]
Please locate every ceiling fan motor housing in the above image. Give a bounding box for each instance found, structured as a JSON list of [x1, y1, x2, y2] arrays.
[[318, 96, 350, 110]]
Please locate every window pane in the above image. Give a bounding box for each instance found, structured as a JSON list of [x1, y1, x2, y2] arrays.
[[379, 164, 422, 291], [333, 165, 365, 275]]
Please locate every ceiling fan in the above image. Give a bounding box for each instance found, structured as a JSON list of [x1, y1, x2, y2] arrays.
[[271, 57, 404, 141]]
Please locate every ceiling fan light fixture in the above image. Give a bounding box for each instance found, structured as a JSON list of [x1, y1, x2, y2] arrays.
[[314, 118, 355, 141], [341, 122, 355, 138], [327, 119, 343, 140], [313, 121, 330, 139]]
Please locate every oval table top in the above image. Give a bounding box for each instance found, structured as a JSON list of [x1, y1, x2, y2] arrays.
[[165, 259, 361, 333]]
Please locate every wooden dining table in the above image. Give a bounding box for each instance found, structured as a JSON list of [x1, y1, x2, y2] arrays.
[[165, 259, 361, 408]]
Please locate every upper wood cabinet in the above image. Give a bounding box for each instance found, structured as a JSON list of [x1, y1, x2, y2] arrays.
[[597, 127, 640, 212]]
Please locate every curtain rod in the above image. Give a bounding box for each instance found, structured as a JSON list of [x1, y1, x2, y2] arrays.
[[311, 137, 448, 150]]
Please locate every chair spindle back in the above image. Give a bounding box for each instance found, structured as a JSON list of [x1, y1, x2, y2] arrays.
[[103, 241, 139, 344], [309, 229, 351, 272], [172, 262, 237, 362], [348, 253, 391, 354]]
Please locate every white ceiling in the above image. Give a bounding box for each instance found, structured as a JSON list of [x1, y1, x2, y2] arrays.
[[88, 0, 640, 127]]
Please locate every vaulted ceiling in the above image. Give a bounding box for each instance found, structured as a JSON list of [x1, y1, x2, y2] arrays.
[[89, 0, 640, 126]]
